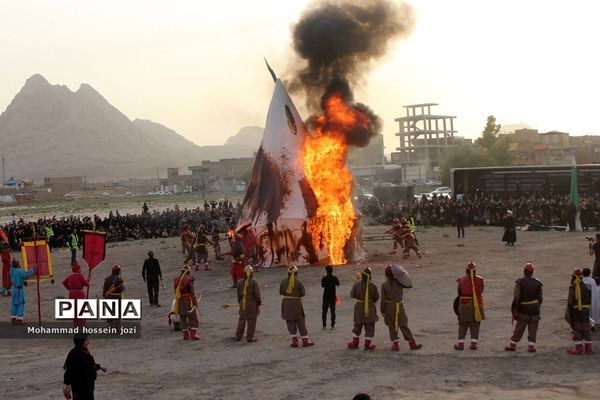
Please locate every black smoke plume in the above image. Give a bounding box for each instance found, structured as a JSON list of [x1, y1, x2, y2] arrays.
[[289, 0, 414, 147], [305, 78, 382, 148]]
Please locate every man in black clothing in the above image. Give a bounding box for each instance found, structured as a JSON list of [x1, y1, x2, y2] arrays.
[[63, 333, 106, 400], [589, 233, 600, 281], [455, 205, 466, 238], [142, 250, 162, 306], [502, 210, 516, 246], [321, 265, 339, 329], [504, 262, 543, 353]]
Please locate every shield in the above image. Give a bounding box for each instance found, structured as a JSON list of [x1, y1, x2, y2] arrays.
[[453, 296, 459, 316], [391, 264, 412, 287]]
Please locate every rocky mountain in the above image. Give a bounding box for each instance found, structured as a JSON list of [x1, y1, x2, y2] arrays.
[[132, 119, 258, 166], [224, 126, 264, 147], [0, 74, 259, 180]]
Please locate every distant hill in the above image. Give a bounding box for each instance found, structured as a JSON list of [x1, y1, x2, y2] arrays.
[[224, 126, 264, 147], [0, 74, 261, 181]]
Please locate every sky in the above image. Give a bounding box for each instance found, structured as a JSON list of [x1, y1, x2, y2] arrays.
[[2, 0, 600, 155]]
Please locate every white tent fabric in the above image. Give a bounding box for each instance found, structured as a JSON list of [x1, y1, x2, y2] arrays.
[[238, 80, 324, 266], [238, 79, 365, 266], [240, 80, 310, 225]]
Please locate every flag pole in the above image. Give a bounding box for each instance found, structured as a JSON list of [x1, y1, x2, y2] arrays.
[[85, 220, 96, 299], [33, 224, 42, 325], [570, 157, 581, 232], [264, 58, 277, 82], [85, 263, 92, 297]]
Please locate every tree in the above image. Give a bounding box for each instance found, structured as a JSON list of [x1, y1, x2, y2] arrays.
[[488, 134, 515, 166], [440, 146, 492, 185], [440, 116, 515, 184], [475, 115, 501, 150]]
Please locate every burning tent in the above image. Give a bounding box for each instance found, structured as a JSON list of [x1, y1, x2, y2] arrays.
[[238, 70, 367, 267], [238, 77, 328, 267]]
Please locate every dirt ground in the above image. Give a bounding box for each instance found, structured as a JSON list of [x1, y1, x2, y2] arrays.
[[1, 224, 598, 400]]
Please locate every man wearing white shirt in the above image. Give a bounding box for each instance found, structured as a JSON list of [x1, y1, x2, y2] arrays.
[[582, 268, 599, 329]]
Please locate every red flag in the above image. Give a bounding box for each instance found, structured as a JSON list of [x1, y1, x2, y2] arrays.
[[82, 230, 106, 270], [0, 229, 8, 243]]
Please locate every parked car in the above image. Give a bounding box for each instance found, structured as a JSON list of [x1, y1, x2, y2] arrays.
[[414, 187, 452, 201], [374, 181, 394, 187], [102, 192, 110, 196], [424, 180, 442, 186], [430, 186, 452, 195]]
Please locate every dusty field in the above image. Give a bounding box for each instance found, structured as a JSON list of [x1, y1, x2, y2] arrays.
[[1, 225, 598, 400], [0, 193, 238, 224]]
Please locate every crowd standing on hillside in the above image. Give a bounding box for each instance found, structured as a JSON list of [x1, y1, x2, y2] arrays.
[[361, 192, 600, 230], [0, 200, 242, 252], [4, 191, 600, 252]]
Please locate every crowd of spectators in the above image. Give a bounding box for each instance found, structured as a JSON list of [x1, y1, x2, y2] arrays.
[[358, 192, 596, 230], [2, 191, 594, 252], [0, 200, 241, 252]]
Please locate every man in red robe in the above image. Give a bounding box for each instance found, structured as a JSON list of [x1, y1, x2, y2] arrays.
[[454, 262, 485, 350], [181, 225, 195, 265], [174, 264, 201, 340], [63, 263, 89, 326]]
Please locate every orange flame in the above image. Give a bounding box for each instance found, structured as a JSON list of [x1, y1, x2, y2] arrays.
[[226, 228, 235, 240], [303, 93, 368, 264]]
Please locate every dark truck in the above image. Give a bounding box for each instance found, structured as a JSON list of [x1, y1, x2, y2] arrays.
[[373, 184, 414, 204]]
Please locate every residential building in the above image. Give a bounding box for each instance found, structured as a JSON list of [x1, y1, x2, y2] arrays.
[[508, 129, 576, 165], [43, 176, 84, 195], [158, 168, 193, 193], [188, 157, 255, 193], [570, 135, 600, 164]]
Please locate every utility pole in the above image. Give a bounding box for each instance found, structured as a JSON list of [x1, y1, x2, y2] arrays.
[[133, 177, 136, 195], [84, 176, 87, 197], [156, 168, 160, 191], [2, 153, 5, 188]]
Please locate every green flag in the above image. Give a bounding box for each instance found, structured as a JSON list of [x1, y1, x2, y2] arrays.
[[570, 164, 581, 231], [570, 164, 579, 212]]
